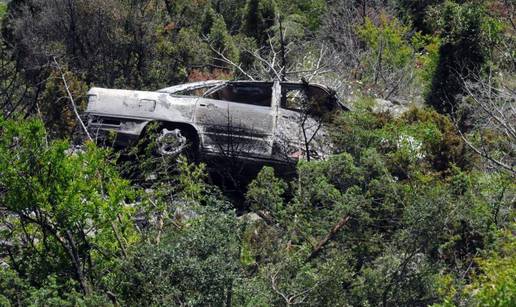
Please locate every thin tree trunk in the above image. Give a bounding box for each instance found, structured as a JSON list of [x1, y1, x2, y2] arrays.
[[65, 230, 90, 295]]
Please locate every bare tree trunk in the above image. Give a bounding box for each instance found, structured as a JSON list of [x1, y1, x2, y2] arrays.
[[279, 16, 287, 81], [111, 221, 128, 258]]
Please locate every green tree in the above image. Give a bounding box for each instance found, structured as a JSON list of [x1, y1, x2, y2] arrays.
[[108, 157, 241, 306], [395, 0, 444, 33], [210, 0, 244, 32], [241, 0, 276, 45], [110, 204, 240, 306], [0, 3, 6, 18], [426, 1, 502, 114], [209, 11, 239, 67], [0, 117, 136, 300], [276, 0, 326, 31], [468, 226, 516, 306], [237, 101, 513, 306]]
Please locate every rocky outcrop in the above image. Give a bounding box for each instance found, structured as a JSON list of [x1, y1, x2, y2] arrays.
[[372, 98, 411, 117]]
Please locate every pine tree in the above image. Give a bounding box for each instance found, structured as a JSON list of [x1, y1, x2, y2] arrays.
[[241, 0, 276, 45], [209, 12, 239, 66]]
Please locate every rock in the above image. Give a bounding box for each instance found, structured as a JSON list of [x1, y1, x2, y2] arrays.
[[372, 98, 410, 117], [238, 212, 262, 223]]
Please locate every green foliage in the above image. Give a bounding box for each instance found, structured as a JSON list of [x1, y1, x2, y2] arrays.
[[176, 156, 210, 203], [246, 166, 287, 215], [434, 224, 516, 307], [1, 105, 512, 305], [0, 267, 31, 306], [0, 1, 514, 306], [108, 156, 240, 306], [413, 32, 442, 95], [426, 0, 503, 113], [201, 6, 217, 35], [395, 0, 444, 33], [238, 101, 513, 306], [358, 15, 414, 71], [0, 269, 110, 306], [209, 0, 244, 32], [0, 3, 6, 19], [111, 205, 240, 306], [276, 0, 326, 31], [0, 117, 136, 302], [208, 11, 239, 66], [40, 68, 89, 139], [357, 14, 440, 98], [241, 0, 276, 45], [468, 226, 516, 306], [332, 99, 470, 175]]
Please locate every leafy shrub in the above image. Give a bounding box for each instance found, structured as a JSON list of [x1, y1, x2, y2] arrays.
[[0, 117, 136, 302], [356, 14, 440, 99]]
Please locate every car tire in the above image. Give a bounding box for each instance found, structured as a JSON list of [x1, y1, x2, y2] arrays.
[[135, 123, 199, 162], [155, 125, 199, 161], [157, 128, 188, 155]]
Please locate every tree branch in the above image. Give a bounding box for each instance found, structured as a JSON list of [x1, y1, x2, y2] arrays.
[[53, 57, 92, 141], [307, 215, 350, 261]]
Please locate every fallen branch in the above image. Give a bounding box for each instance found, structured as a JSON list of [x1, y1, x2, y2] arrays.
[[270, 268, 318, 305], [307, 215, 350, 261]]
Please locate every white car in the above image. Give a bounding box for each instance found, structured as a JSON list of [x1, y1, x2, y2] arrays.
[[85, 80, 348, 163]]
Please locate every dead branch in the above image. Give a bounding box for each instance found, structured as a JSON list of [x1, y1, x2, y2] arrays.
[[307, 215, 350, 261], [457, 128, 515, 174], [270, 268, 318, 305], [53, 57, 92, 141], [455, 72, 515, 175], [204, 37, 256, 81], [246, 47, 283, 81]]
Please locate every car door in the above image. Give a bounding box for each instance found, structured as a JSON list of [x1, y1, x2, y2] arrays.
[[193, 92, 230, 154], [276, 100, 304, 160], [276, 83, 330, 160], [194, 82, 275, 158], [225, 83, 275, 157]]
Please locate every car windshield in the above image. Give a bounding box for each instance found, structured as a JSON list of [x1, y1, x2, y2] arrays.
[[158, 81, 225, 96]]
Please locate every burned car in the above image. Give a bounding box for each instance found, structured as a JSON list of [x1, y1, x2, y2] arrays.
[[85, 80, 348, 163]]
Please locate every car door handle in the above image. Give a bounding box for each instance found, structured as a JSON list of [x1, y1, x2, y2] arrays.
[[199, 103, 214, 108]]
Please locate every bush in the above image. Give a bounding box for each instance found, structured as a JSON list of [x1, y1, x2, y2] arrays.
[[0, 117, 136, 302]]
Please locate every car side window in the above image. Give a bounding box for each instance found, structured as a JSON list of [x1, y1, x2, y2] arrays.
[[282, 89, 308, 111], [206, 83, 272, 107], [281, 85, 311, 112], [281, 84, 334, 115]]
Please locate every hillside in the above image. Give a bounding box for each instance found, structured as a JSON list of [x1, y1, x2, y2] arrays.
[[0, 1, 514, 306]]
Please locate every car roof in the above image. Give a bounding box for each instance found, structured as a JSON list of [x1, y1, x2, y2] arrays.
[[158, 80, 332, 91], [157, 80, 350, 110]]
